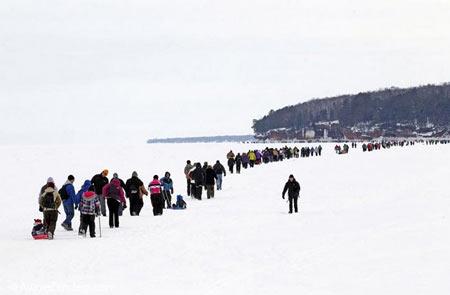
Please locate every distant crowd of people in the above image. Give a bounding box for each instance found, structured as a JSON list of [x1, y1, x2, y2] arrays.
[[360, 139, 449, 152], [300, 146, 323, 157], [332, 139, 450, 154], [425, 139, 449, 145]]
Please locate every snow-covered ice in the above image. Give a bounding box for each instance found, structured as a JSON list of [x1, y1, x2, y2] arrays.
[[0, 142, 449, 295]]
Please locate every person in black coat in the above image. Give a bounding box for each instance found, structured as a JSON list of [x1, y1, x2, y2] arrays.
[[91, 170, 109, 216], [190, 163, 205, 200], [204, 166, 218, 199], [228, 157, 235, 174], [213, 161, 226, 190], [282, 174, 301, 214], [235, 153, 242, 174], [125, 171, 148, 216]]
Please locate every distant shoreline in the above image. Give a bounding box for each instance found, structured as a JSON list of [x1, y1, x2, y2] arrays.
[[147, 135, 450, 144], [147, 135, 256, 144]]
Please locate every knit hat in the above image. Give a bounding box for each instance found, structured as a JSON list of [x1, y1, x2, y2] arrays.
[[47, 177, 54, 184], [132, 171, 138, 177], [289, 174, 294, 179], [83, 191, 96, 199]]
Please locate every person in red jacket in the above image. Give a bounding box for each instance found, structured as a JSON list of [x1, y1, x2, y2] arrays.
[[102, 178, 126, 228], [148, 175, 164, 216]]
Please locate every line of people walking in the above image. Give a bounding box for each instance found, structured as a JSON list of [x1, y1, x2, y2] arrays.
[[36, 145, 309, 240]]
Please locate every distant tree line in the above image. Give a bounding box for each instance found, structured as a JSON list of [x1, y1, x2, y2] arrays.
[[252, 83, 450, 134]]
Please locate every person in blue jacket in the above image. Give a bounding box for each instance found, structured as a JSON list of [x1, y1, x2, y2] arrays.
[[60, 175, 77, 231], [74, 180, 92, 205], [160, 172, 174, 209]]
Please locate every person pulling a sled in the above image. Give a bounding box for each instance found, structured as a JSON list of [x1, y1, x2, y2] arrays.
[[39, 182, 62, 239]]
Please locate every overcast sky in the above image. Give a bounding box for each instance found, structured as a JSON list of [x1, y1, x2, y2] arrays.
[[1, 0, 449, 144]]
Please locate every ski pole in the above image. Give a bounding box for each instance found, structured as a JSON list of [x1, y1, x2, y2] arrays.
[[98, 214, 102, 238]]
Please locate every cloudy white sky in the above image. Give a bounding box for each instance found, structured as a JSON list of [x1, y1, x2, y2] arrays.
[[0, 0, 449, 144]]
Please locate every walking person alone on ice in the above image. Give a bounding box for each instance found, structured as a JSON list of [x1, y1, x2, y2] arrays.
[[282, 175, 301, 214]]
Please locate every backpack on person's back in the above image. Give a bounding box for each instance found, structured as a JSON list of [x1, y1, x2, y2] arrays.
[[58, 184, 70, 201], [109, 185, 120, 201], [128, 184, 139, 198], [42, 191, 56, 209]]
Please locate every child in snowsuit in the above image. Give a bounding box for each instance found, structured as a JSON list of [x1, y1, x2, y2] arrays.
[[76, 180, 93, 235], [79, 191, 100, 238]]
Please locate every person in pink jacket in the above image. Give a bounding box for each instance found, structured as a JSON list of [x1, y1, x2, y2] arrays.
[[148, 175, 164, 216], [102, 178, 126, 228]]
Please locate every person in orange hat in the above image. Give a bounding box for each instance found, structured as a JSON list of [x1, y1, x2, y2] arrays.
[[91, 169, 109, 216]]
